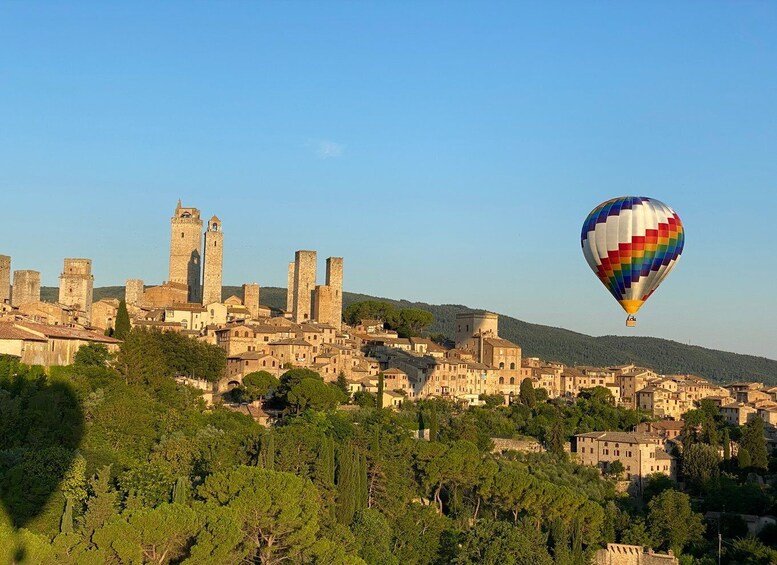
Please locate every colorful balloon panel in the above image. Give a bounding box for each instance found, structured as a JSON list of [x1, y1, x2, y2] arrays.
[[581, 196, 684, 315]]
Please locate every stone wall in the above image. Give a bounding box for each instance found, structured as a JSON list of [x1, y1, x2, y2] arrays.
[[202, 216, 223, 305], [0, 255, 10, 305], [58, 258, 94, 321], [243, 283, 260, 319], [12, 270, 40, 307], [293, 250, 316, 323], [490, 437, 544, 454]]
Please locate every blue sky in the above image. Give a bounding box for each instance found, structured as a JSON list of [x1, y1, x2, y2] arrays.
[[1, 2, 775, 360]]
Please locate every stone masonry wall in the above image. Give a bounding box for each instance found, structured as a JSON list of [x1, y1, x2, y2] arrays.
[[243, 283, 260, 319], [125, 279, 145, 306], [325, 257, 343, 330]]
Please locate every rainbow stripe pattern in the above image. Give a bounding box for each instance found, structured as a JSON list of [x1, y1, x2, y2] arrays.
[[581, 196, 684, 315]]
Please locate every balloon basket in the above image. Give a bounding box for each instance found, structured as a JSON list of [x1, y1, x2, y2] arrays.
[[626, 316, 637, 328]]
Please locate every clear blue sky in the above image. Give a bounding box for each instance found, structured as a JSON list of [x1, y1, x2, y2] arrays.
[[1, 2, 775, 360]]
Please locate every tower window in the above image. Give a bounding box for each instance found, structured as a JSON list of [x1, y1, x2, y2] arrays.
[[181, 232, 184, 238]]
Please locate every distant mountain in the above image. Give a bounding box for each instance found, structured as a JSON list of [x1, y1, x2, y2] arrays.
[[41, 286, 777, 384]]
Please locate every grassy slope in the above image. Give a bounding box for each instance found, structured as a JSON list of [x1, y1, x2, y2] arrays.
[[40, 286, 777, 384]]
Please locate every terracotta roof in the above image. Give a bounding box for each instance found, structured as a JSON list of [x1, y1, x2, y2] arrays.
[[483, 337, 521, 349], [0, 323, 46, 341], [269, 338, 312, 346], [576, 431, 662, 444], [15, 321, 121, 343]]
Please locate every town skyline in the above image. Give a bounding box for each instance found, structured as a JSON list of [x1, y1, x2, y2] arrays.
[[2, 3, 776, 360]]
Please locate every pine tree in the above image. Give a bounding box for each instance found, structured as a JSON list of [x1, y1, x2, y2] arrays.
[[114, 300, 131, 340]]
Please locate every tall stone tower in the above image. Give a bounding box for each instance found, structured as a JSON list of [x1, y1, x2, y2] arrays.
[[12, 270, 40, 307], [0, 255, 10, 305], [292, 250, 316, 323], [326, 257, 343, 329], [313, 285, 338, 329], [286, 262, 295, 314], [243, 283, 260, 319], [126, 279, 145, 307], [169, 200, 203, 303], [58, 259, 94, 319], [202, 216, 223, 305]]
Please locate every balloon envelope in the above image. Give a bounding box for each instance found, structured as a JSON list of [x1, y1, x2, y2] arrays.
[[581, 196, 684, 315]]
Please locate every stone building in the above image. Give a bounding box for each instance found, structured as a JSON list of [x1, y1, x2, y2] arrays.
[[455, 311, 498, 351], [0, 321, 120, 367], [141, 281, 188, 308], [125, 279, 144, 306], [202, 216, 223, 305], [91, 298, 119, 332], [169, 201, 203, 303], [325, 257, 343, 329], [286, 262, 295, 314], [11, 270, 40, 307], [574, 431, 676, 488], [58, 258, 94, 322], [243, 283, 260, 319], [595, 544, 677, 565], [292, 250, 316, 323], [0, 255, 10, 305]]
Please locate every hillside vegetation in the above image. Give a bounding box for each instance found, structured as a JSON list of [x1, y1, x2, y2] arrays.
[[41, 286, 777, 384]]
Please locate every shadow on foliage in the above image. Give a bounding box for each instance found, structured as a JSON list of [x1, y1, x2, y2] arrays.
[[0, 358, 84, 528]]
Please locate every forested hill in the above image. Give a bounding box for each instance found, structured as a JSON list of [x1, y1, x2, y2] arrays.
[[41, 285, 777, 384]]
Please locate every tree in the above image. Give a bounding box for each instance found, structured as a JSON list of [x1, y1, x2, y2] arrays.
[[647, 489, 705, 555], [336, 372, 349, 397], [395, 308, 434, 337], [722, 428, 731, 461], [455, 518, 553, 564], [286, 379, 345, 414], [197, 467, 322, 564], [607, 460, 625, 479], [682, 442, 720, 491], [738, 447, 752, 470], [74, 343, 111, 367], [740, 417, 768, 470], [352, 509, 398, 565], [114, 300, 131, 340], [243, 371, 279, 400], [519, 378, 536, 408], [377, 373, 384, 410], [547, 414, 565, 456]]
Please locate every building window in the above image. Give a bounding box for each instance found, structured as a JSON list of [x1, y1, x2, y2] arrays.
[[499, 362, 505, 369], [510, 362, 516, 370]]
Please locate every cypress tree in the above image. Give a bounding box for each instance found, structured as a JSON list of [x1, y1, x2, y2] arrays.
[[358, 453, 369, 511], [60, 497, 74, 534], [548, 414, 566, 455], [429, 408, 439, 442], [738, 447, 751, 470], [316, 437, 336, 487], [336, 371, 349, 397], [172, 476, 189, 505], [377, 373, 384, 410], [336, 444, 358, 525], [722, 428, 731, 461], [114, 300, 131, 340], [262, 432, 275, 471], [741, 417, 768, 470]]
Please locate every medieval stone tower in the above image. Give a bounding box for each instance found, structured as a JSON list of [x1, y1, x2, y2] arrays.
[[313, 257, 344, 329], [243, 283, 260, 319], [58, 258, 94, 320], [169, 201, 203, 303], [292, 250, 317, 323], [202, 216, 223, 305], [11, 270, 40, 307], [125, 279, 145, 307], [286, 262, 295, 314], [0, 255, 10, 305]]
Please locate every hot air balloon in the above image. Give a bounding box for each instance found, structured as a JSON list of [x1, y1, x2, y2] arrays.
[[581, 196, 684, 327]]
